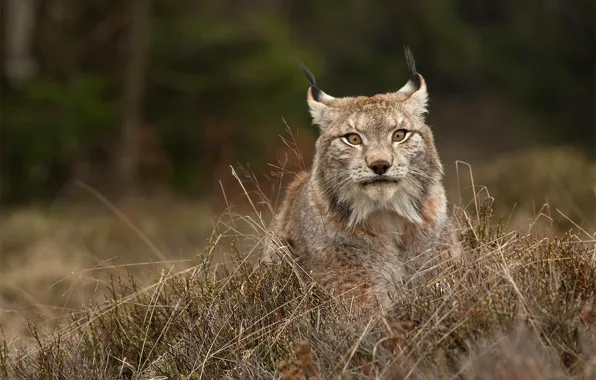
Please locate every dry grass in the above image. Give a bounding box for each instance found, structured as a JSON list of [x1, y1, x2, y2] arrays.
[[0, 198, 214, 343], [0, 146, 595, 379], [1, 197, 596, 378], [447, 147, 596, 233]]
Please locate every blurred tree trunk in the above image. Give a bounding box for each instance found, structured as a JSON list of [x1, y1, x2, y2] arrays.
[[118, 0, 150, 197], [3, 0, 38, 85]]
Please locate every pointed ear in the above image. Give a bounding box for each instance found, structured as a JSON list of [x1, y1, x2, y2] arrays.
[[397, 47, 429, 118], [301, 64, 337, 129]]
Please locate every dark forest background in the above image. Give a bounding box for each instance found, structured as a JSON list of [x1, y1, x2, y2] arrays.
[[1, 0, 594, 205]]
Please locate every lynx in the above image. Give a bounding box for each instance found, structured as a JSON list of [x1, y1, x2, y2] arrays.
[[263, 48, 460, 308]]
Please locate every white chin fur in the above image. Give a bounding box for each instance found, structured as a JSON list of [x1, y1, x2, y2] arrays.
[[361, 183, 398, 201], [346, 180, 424, 227]]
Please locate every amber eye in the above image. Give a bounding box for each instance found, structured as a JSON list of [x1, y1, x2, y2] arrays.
[[343, 133, 362, 146], [392, 129, 409, 142]]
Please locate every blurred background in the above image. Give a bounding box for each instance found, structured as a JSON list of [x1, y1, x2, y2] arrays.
[[0, 0, 595, 342]]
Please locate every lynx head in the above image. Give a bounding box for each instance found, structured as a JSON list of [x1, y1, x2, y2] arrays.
[[303, 48, 444, 227]]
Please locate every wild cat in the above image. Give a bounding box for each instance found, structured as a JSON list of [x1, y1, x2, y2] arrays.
[[263, 48, 460, 308]]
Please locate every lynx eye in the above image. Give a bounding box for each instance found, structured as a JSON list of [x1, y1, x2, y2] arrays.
[[392, 129, 410, 143], [342, 133, 362, 146]]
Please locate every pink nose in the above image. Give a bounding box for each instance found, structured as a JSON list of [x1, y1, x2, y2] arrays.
[[369, 160, 391, 175]]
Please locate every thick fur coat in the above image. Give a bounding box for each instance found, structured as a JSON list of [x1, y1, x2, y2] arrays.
[[264, 48, 460, 307]]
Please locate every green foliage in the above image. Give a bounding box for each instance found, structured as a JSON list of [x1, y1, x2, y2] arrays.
[[1, 76, 115, 201], [1, 0, 593, 201]]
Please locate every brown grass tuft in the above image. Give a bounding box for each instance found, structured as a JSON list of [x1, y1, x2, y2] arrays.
[[1, 199, 594, 379]]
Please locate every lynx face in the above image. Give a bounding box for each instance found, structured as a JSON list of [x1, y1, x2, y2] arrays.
[[317, 101, 434, 202], [303, 55, 443, 226]]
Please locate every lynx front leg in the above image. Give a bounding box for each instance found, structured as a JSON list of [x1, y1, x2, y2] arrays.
[[315, 269, 383, 309]]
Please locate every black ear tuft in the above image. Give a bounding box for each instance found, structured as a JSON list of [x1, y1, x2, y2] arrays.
[[300, 63, 317, 86], [403, 46, 421, 90], [300, 63, 322, 101], [403, 46, 418, 75]]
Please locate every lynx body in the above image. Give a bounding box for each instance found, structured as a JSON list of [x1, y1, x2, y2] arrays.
[[264, 49, 460, 307]]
